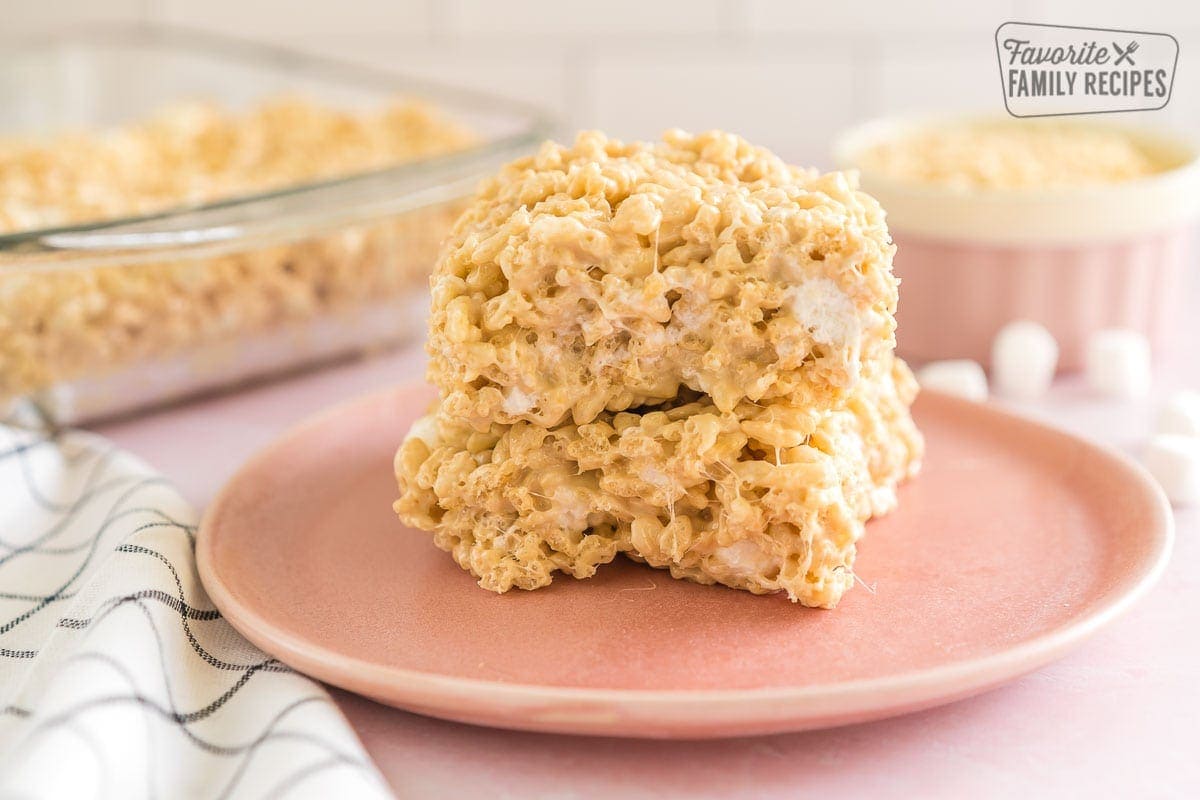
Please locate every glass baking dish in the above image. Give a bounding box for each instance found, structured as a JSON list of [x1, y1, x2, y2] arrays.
[[0, 25, 553, 425]]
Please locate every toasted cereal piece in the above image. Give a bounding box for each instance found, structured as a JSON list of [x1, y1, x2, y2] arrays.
[[425, 130, 900, 430], [396, 357, 923, 608]]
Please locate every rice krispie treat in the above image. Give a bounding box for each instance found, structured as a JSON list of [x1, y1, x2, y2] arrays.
[[397, 356, 921, 607], [397, 129, 922, 607], [427, 129, 899, 429]]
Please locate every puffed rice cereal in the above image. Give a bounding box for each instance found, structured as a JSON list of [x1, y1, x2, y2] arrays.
[[856, 120, 1163, 190]]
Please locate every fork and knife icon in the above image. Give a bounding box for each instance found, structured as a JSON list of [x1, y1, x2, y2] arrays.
[[1112, 40, 1139, 66]]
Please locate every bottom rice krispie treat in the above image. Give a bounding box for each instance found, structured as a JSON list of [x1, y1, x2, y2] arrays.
[[395, 357, 922, 608]]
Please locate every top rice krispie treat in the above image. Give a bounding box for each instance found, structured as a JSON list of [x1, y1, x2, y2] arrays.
[[427, 130, 899, 430]]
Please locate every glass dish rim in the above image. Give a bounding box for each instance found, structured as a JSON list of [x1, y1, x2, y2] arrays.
[[0, 22, 556, 253]]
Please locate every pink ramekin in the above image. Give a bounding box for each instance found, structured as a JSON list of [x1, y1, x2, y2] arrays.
[[834, 115, 1200, 370]]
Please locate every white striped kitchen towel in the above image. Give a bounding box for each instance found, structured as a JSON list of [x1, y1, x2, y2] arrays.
[[0, 407, 391, 799]]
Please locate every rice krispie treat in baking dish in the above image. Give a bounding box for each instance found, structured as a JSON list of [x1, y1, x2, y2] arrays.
[[396, 130, 923, 608], [0, 98, 474, 403]]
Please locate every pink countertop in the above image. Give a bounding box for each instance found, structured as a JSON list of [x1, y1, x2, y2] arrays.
[[96, 343, 1200, 799]]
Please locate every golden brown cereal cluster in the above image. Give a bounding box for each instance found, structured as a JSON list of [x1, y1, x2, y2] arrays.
[[0, 98, 474, 403], [396, 130, 923, 608]]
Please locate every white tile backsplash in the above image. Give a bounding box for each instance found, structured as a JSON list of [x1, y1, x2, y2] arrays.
[[3, 0, 1196, 151], [292, 36, 573, 117], [868, 40, 1003, 117], [582, 44, 858, 166], [156, 0, 432, 40], [2, 0, 146, 34], [1012, 0, 1200, 31], [445, 0, 725, 37], [745, 0, 1020, 35]]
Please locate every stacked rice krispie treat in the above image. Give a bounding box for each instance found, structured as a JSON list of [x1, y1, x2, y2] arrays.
[[395, 130, 923, 608]]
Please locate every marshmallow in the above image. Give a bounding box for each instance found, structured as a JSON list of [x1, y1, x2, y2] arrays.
[[1142, 434, 1200, 506], [916, 360, 988, 402], [1086, 329, 1152, 399], [1157, 390, 1200, 438], [991, 320, 1059, 400], [404, 414, 440, 448]]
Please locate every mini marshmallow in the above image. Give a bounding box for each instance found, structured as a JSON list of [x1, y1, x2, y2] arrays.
[[916, 360, 988, 402], [404, 414, 439, 448], [1142, 434, 1200, 506], [1157, 390, 1200, 438], [991, 320, 1059, 400], [1086, 328, 1151, 399]]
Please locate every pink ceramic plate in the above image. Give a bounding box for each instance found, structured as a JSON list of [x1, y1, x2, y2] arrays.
[[197, 382, 1173, 739]]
